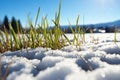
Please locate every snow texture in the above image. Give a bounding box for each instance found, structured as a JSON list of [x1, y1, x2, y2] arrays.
[[0, 33, 120, 80]]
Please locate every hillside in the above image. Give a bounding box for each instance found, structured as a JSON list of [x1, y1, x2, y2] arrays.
[[60, 20, 120, 33]]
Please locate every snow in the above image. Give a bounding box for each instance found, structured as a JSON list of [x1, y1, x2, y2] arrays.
[[0, 33, 120, 80]]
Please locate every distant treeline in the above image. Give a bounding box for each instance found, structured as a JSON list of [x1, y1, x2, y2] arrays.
[[0, 15, 23, 33], [58, 25, 119, 33], [0, 16, 119, 33]]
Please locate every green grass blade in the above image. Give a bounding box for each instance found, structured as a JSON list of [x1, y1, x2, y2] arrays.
[[9, 23, 20, 50], [28, 16, 36, 48], [114, 28, 117, 44], [68, 20, 78, 45], [61, 31, 71, 45], [34, 7, 40, 28]]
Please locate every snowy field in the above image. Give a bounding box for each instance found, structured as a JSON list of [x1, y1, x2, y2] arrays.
[[1, 33, 120, 80]]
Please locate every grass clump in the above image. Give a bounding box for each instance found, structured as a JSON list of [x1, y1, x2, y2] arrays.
[[0, 0, 85, 53], [68, 15, 85, 50]]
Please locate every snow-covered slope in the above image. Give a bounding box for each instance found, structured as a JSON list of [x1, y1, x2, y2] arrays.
[[1, 33, 120, 80], [61, 20, 120, 28], [94, 20, 120, 27]]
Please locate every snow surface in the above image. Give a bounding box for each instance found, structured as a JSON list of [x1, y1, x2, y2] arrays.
[[0, 33, 120, 80]]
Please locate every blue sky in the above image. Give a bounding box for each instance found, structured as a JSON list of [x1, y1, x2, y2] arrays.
[[0, 0, 120, 27]]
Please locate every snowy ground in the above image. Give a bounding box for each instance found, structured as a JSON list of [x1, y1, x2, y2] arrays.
[[0, 33, 120, 80]]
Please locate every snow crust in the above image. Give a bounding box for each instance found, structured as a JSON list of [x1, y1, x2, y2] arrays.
[[1, 33, 120, 80]]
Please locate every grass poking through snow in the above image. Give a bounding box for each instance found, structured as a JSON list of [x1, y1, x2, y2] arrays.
[[0, 0, 86, 53]]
